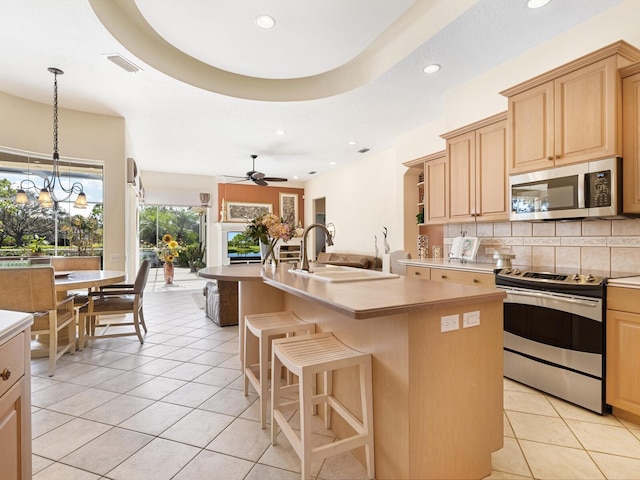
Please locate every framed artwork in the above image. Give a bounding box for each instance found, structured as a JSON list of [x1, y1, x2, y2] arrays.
[[226, 202, 272, 222], [279, 193, 298, 226]]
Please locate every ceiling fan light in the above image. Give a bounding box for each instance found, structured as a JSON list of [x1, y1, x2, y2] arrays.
[[15, 189, 29, 204]]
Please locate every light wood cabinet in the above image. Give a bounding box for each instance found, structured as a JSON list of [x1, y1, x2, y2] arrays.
[[422, 152, 448, 225], [0, 319, 31, 480], [502, 41, 640, 174], [430, 268, 495, 288], [442, 113, 508, 223], [406, 265, 430, 280], [404, 151, 447, 226], [606, 287, 640, 417], [622, 64, 640, 213]]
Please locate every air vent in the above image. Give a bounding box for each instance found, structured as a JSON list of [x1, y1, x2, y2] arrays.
[[308, 171, 316, 175], [358, 148, 370, 154], [103, 54, 142, 73]]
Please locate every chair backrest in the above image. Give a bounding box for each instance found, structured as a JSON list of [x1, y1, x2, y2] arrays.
[[389, 250, 410, 275], [0, 266, 57, 312], [133, 260, 151, 294], [50, 256, 101, 271]]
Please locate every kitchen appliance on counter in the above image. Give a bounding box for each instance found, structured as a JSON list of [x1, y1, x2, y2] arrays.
[[509, 157, 622, 221], [493, 244, 516, 268], [495, 267, 606, 413]]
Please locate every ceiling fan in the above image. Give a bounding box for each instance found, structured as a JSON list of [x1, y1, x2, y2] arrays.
[[227, 154, 288, 186]]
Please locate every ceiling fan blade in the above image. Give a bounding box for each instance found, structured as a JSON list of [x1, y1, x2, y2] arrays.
[[221, 155, 286, 185], [254, 177, 268, 186], [262, 177, 287, 182]]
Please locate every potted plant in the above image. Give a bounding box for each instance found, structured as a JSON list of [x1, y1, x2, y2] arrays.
[[184, 243, 205, 272], [26, 234, 49, 256]]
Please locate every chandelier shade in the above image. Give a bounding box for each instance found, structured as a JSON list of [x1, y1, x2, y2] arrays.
[[14, 67, 86, 209]]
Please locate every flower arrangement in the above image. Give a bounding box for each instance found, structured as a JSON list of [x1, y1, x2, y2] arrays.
[[244, 213, 293, 266], [157, 233, 182, 263]]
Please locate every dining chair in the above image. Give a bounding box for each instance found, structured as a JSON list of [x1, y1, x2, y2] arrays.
[[50, 255, 102, 307], [0, 266, 76, 376], [77, 260, 150, 350]]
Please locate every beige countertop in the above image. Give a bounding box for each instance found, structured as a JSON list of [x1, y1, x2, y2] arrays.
[[398, 258, 498, 274], [0, 310, 33, 343], [607, 276, 640, 288], [199, 264, 267, 282], [201, 264, 505, 319]]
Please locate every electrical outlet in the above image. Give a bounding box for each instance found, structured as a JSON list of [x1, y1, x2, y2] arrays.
[[109, 253, 120, 263], [463, 311, 480, 328], [440, 314, 459, 333]]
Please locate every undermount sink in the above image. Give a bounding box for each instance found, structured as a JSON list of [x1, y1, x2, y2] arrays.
[[288, 265, 400, 283]]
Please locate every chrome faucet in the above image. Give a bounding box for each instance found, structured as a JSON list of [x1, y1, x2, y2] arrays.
[[298, 223, 334, 272]]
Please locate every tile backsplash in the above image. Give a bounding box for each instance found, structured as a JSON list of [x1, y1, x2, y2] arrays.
[[444, 218, 640, 273]]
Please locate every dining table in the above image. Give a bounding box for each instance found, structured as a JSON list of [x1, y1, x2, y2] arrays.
[[54, 269, 126, 298]]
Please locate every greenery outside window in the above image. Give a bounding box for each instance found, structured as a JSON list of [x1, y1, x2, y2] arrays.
[[139, 205, 206, 271], [0, 149, 104, 257]]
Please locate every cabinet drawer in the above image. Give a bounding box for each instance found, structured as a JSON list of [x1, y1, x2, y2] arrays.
[[607, 287, 640, 314], [406, 266, 430, 280], [0, 333, 25, 398], [430, 268, 495, 287]]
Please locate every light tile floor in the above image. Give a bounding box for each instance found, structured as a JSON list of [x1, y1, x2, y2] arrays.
[[31, 282, 640, 479]]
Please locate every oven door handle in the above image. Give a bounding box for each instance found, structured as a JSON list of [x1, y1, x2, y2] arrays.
[[499, 288, 601, 307]]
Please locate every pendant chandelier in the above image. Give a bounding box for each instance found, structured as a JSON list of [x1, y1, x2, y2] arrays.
[[15, 67, 86, 209]]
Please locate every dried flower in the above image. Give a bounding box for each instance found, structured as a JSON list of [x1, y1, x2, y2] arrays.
[[244, 213, 293, 266]]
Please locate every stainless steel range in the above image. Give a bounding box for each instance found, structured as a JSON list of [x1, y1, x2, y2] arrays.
[[495, 268, 606, 413]]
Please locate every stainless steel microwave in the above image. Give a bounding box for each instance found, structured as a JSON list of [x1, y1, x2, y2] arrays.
[[509, 157, 622, 221]]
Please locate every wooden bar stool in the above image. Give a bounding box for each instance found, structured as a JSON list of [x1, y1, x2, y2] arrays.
[[243, 311, 315, 429], [271, 332, 375, 480]]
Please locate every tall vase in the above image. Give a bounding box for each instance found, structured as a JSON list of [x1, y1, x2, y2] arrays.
[[259, 239, 278, 267], [164, 261, 175, 284]]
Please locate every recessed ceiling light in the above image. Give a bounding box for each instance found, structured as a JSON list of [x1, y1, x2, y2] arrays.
[[347, 140, 357, 145], [527, 0, 551, 8], [255, 14, 276, 29], [423, 64, 441, 74], [330, 161, 336, 166], [276, 129, 286, 135], [293, 175, 299, 179]]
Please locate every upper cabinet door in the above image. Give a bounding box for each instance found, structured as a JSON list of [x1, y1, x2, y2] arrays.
[[554, 57, 617, 166], [508, 81, 554, 174], [622, 67, 640, 213], [425, 154, 448, 224], [447, 131, 475, 222], [476, 119, 508, 221]]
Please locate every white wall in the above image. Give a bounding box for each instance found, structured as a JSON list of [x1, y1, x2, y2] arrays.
[[305, 148, 402, 255], [0, 91, 129, 275], [306, 0, 640, 254]]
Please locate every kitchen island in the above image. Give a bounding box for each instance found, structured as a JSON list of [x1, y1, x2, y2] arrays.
[[199, 264, 506, 479]]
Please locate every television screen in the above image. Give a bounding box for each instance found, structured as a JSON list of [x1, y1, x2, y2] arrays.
[[227, 231, 261, 262]]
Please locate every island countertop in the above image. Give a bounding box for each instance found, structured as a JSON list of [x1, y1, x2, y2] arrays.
[[200, 264, 505, 479], [200, 264, 505, 320], [398, 257, 498, 273]]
